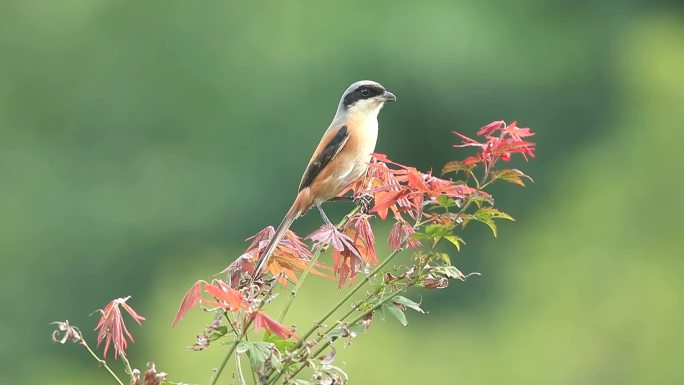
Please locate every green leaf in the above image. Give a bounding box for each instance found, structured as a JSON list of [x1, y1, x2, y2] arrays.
[[466, 191, 494, 208], [491, 169, 533, 187], [443, 235, 464, 251], [263, 333, 297, 354], [413, 223, 454, 241], [238, 341, 276, 371], [348, 323, 366, 335], [209, 326, 229, 342], [442, 160, 473, 175], [436, 195, 457, 208], [426, 223, 453, 237], [328, 323, 366, 339], [433, 265, 466, 280], [293, 381, 314, 385], [472, 207, 514, 237], [392, 296, 425, 313], [382, 302, 408, 326], [436, 252, 451, 265]]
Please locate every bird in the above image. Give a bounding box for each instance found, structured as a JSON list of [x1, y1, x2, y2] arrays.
[[252, 80, 396, 278]]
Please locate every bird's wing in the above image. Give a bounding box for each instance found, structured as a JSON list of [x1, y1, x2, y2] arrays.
[[299, 123, 349, 191]]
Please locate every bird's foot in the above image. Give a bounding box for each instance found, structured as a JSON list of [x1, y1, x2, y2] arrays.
[[354, 194, 374, 214]]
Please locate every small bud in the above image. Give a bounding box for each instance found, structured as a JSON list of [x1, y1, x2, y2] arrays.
[[51, 320, 82, 344]]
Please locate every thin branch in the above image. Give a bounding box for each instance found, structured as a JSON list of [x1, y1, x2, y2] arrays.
[[210, 280, 279, 385], [236, 352, 247, 385], [282, 287, 405, 383], [79, 340, 125, 385]]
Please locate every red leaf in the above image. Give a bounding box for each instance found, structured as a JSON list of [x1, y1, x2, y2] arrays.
[[250, 311, 299, 340], [203, 280, 246, 312], [172, 280, 206, 327], [95, 296, 145, 359], [348, 214, 378, 265], [476, 120, 505, 136], [389, 220, 420, 251], [371, 188, 408, 220]]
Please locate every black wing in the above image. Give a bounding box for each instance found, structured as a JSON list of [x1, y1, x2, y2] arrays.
[[299, 125, 349, 191]]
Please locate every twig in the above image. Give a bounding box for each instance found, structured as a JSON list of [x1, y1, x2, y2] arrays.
[[266, 248, 403, 384], [282, 287, 404, 383], [79, 340, 125, 385], [210, 280, 279, 385], [236, 351, 247, 385]]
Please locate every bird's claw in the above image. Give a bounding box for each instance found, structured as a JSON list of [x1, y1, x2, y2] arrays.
[[354, 194, 374, 214]]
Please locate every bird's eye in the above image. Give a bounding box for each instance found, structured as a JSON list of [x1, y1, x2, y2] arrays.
[[360, 88, 371, 97]]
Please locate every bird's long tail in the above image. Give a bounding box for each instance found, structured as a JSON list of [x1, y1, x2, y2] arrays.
[[252, 195, 305, 278]]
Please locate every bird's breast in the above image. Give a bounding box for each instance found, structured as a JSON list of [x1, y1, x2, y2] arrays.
[[310, 115, 380, 204], [348, 114, 379, 159]]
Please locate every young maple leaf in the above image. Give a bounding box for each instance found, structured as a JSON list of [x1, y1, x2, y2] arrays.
[[307, 224, 370, 288], [95, 296, 145, 359], [240, 226, 326, 286], [306, 224, 359, 253], [219, 253, 255, 288], [250, 310, 299, 340], [368, 153, 475, 221], [389, 220, 421, 251], [202, 279, 247, 312], [172, 280, 206, 327], [476, 120, 506, 136], [347, 214, 378, 265], [453, 120, 536, 167], [332, 242, 366, 288]]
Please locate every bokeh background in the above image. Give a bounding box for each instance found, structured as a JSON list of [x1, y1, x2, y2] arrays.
[[2, 1, 683, 384]]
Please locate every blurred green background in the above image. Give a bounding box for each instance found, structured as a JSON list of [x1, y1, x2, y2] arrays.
[[2, 1, 683, 384]]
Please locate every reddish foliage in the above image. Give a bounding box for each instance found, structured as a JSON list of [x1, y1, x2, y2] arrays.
[[203, 279, 247, 312], [389, 220, 421, 251], [347, 214, 378, 265], [453, 120, 536, 167], [219, 253, 256, 288], [228, 226, 329, 286], [250, 310, 299, 340], [367, 153, 476, 221], [172, 280, 206, 327], [95, 296, 145, 359], [307, 224, 372, 288], [332, 239, 365, 288], [307, 224, 359, 254]]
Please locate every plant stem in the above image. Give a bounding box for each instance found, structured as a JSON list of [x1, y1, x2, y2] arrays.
[[277, 244, 323, 322], [210, 321, 252, 385], [80, 340, 125, 385], [120, 353, 134, 380], [236, 352, 247, 385], [281, 288, 404, 383], [210, 281, 278, 385], [266, 249, 403, 385], [315, 275, 404, 340], [301, 247, 400, 343]]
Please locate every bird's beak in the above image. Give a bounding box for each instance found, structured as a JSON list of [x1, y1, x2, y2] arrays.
[[381, 90, 397, 102]]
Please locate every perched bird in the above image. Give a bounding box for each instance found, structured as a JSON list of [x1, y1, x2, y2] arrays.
[[252, 80, 396, 277]]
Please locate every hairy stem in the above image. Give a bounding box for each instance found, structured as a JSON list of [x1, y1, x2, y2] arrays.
[[266, 248, 403, 384], [281, 287, 405, 383], [120, 353, 134, 380], [235, 352, 247, 385], [301, 247, 401, 342], [80, 340, 125, 385], [210, 281, 278, 385]]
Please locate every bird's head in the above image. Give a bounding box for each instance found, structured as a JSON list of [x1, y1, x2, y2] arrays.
[[338, 80, 396, 117]]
